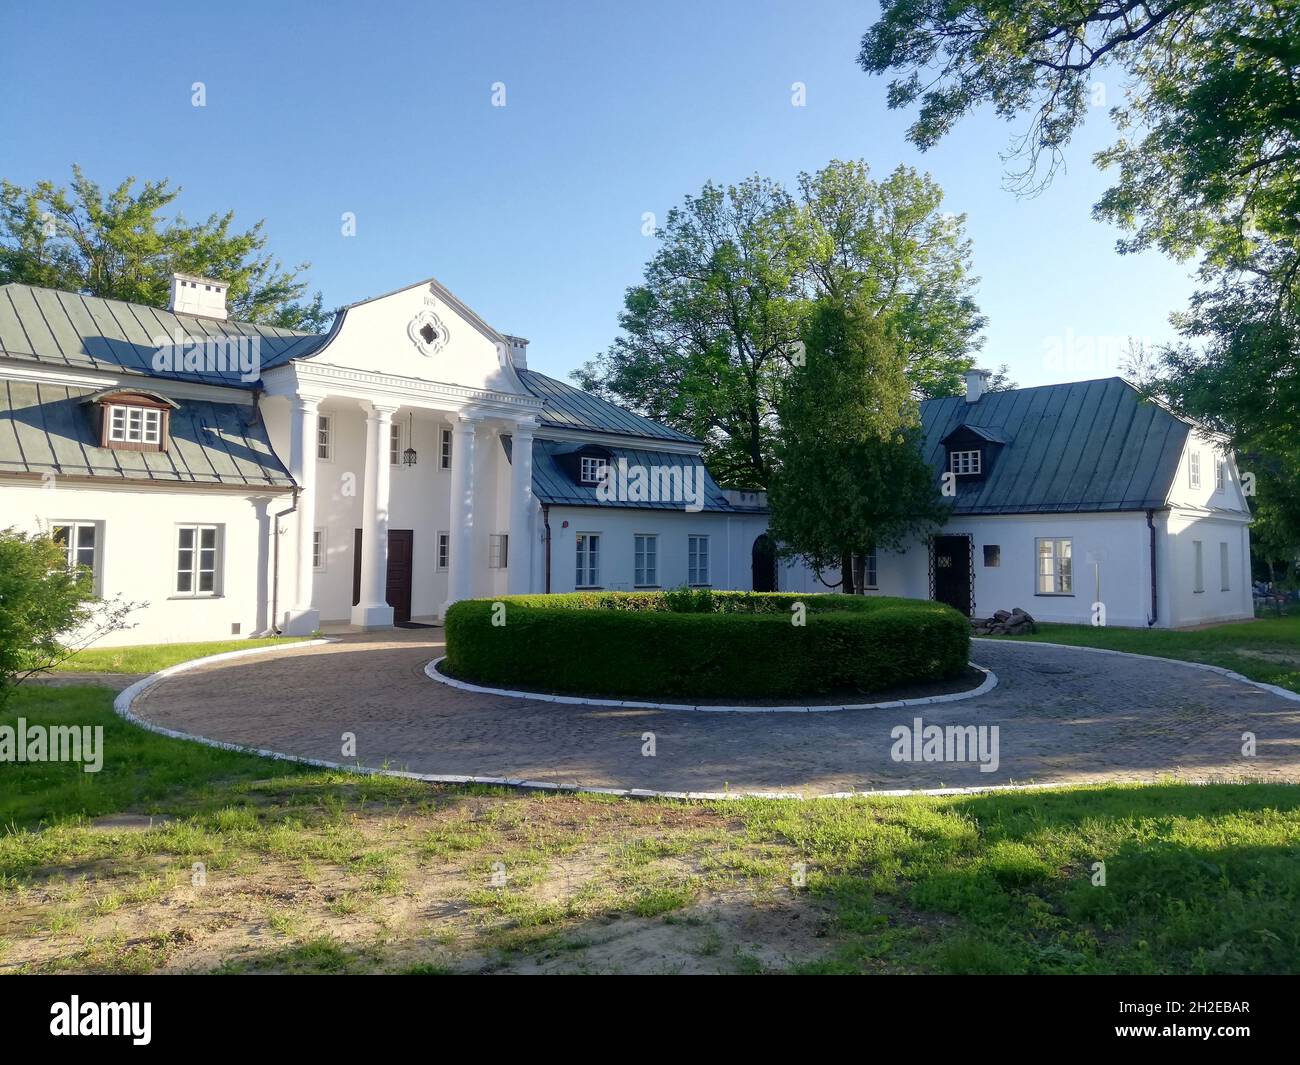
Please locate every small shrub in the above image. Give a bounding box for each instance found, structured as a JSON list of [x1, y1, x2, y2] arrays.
[[444, 591, 969, 699]]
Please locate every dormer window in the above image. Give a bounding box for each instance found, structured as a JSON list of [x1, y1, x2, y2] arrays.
[[949, 449, 982, 475], [580, 455, 609, 484], [82, 388, 178, 453], [108, 404, 162, 444]]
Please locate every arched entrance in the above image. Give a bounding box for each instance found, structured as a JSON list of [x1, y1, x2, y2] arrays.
[[752, 533, 778, 592]]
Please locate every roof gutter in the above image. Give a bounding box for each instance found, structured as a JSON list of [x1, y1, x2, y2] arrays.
[[542, 503, 552, 593], [1146, 508, 1159, 627], [271, 488, 300, 634]]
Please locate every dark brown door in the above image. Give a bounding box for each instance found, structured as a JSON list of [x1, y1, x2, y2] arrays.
[[933, 535, 972, 616], [352, 528, 414, 624]]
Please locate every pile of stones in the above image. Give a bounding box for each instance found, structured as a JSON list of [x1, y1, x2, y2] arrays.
[[970, 607, 1037, 636]]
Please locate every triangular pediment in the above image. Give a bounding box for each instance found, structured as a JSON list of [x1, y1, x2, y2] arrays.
[[301, 276, 527, 395]]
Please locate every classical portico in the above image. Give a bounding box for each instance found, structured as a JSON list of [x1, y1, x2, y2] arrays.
[[259, 277, 546, 634]]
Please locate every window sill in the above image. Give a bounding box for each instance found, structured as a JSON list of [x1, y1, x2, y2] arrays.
[[168, 594, 225, 601], [1034, 592, 1075, 597], [576, 586, 603, 591], [633, 585, 660, 590]]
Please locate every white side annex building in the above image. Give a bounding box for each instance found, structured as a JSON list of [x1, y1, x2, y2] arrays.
[[0, 275, 1253, 647]]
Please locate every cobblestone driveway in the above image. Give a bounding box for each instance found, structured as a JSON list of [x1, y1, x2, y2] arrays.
[[129, 629, 1300, 795]]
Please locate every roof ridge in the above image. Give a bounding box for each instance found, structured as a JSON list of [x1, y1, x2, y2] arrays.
[[0, 282, 324, 338]]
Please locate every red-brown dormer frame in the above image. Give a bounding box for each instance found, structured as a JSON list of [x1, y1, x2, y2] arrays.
[[81, 388, 180, 453]]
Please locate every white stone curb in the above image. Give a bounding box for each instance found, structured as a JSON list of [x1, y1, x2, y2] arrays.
[[973, 637, 1300, 704], [422, 657, 998, 713], [108, 637, 1299, 802]]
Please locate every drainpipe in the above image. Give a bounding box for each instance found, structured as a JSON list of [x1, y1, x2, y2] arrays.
[[271, 488, 300, 634], [542, 503, 552, 593], [1146, 508, 1159, 627]]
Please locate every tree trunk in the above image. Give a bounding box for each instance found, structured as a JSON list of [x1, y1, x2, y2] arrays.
[[852, 553, 866, 595], [841, 552, 855, 595]]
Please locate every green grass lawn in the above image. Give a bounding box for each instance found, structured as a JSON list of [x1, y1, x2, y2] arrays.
[[53, 636, 309, 675], [3, 678, 1298, 974], [985, 615, 1300, 695]]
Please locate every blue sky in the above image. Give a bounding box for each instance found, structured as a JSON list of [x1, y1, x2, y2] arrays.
[[1, 0, 1197, 389]]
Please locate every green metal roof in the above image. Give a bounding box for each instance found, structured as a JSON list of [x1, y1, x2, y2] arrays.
[[529, 439, 732, 511], [0, 283, 327, 389], [920, 377, 1189, 514], [0, 379, 294, 488], [518, 369, 699, 443]]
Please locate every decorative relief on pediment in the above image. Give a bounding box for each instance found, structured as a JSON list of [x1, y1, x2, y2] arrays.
[[407, 299, 450, 358]]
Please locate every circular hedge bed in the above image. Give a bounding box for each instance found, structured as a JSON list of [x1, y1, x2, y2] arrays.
[[443, 591, 970, 700]]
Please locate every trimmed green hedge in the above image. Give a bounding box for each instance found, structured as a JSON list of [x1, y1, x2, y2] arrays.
[[443, 592, 970, 700]]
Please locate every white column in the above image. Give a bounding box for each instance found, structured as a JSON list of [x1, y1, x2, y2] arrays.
[[282, 394, 322, 635], [444, 410, 480, 613], [507, 419, 537, 594], [351, 401, 398, 628]]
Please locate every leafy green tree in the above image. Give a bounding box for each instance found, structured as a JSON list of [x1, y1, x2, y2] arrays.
[[858, 0, 1300, 562], [575, 160, 984, 488], [795, 160, 985, 397], [767, 297, 948, 586], [0, 528, 139, 702], [0, 166, 331, 330]]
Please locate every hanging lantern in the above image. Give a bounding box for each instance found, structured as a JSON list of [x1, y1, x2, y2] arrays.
[[402, 411, 417, 466]]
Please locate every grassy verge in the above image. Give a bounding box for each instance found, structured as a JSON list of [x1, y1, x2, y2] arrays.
[[53, 637, 309, 675], [3, 681, 1298, 974], [984, 615, 1300, 695]]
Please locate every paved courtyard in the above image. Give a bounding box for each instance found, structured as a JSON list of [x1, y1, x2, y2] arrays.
[[128, 629, 1300, 795]]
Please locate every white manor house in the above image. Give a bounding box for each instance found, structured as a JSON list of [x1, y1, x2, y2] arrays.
[[0, 274, 1254, 646]]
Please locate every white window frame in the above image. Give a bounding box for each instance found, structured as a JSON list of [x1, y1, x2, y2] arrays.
[[107, 404, 161, 444], [1215, 459, 1225, 493], [949, 449, 982, 475], [1035, 537, 1073, 595], [389, 422, 403, 466], [488, 533, 509, 570], [1220, 541, 1230, 592], [1189, 450, 1201, 489], [439, 427, 453, 471], [864, 545, 878, 589], [634, 533, 658, 587], [175, 524, 222, 598], [576, 532, 601, 588], [51, 520, 100, 589], [688, 535, 710, 586], [317, 414, 333, 461], [1193, 539, 1205, 593], [313, 528, 326, 572], [436, 531, 450, 571], [579, 456, 608, 485]]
